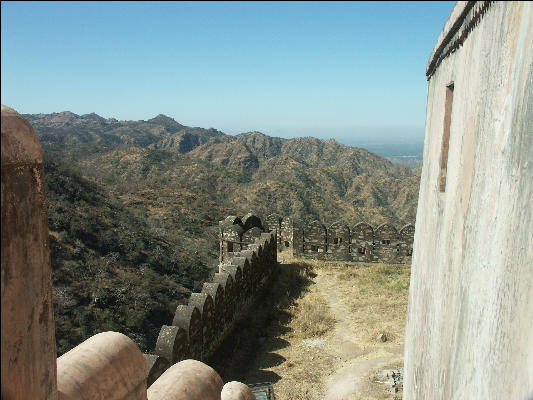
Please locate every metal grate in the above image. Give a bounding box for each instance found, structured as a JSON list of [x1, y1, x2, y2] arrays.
[[247, 382, 276, 400]]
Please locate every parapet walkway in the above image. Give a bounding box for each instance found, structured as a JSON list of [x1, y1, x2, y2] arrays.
[[221, 256, 408, 400]]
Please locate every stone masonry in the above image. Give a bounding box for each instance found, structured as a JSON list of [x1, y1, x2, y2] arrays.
[[261, 214, 415, 264]]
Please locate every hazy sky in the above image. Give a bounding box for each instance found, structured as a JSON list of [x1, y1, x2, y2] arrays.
[[1, 1, 455, 143]]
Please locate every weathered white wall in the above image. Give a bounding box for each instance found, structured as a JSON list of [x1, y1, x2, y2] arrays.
[[404, 2, 533, 399]]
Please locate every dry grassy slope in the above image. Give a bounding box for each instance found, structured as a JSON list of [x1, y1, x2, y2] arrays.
[[24, 112, 225, 158], [190, 131, 411, 177], [44, 158, 212, 357]]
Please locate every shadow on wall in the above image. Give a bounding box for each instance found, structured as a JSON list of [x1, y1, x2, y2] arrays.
[[146, 226, 278, 386]]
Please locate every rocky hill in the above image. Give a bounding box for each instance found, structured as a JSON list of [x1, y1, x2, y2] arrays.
[[28, 112, 420, 225]]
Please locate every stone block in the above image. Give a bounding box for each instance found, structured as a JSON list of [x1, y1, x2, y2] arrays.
[[213, 273, 234, 328], [303, 220, 327, 259], [202, 282, 225, 345], [327, 221, 351, 261], [172, 305, 202, 361], [154, 325, 189, 364], [56, 332, 147, 400], [147, 359, 223, 400], [189, 293, 215, 358], [221, 381, 256, 400], [143, 354, 169, 388]]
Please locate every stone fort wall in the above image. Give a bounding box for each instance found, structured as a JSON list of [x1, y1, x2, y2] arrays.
[[145, 228, 277, 386], [1, 105, 414, 400], [220, 213, 415, 265]]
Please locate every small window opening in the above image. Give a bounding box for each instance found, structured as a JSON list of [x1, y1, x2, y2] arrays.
[[440, 83, 454, 192], [311, 245, 318, 252], [284, 241, 290, 247], [333, 237, 342, 245], [381, 239, 391, 245], [227, 242, 234, 252], [358, 247, 365, 255]]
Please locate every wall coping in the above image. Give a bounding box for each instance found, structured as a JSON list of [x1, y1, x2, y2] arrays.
[[426, 1, 493, 80]]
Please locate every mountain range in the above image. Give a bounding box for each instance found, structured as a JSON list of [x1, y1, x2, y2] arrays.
[[27, 111, 420, 225]]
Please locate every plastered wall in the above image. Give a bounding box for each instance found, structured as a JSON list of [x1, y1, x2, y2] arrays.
[[403, 2, 533, 399]]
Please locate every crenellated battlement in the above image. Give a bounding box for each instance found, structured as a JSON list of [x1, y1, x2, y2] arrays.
[[221, 213, 415, 264], [146, 230, 277, 384], [0, 105, 413, 400], [3, 1, 528, 397]]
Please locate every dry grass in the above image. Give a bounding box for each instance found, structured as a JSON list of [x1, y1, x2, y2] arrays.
[[208, 259, 318, 383], [289, 291, 335, 338], [276, 255, 411, 346], [274, 257, 410, 400], [266, 260, 337, 400], [272, 257, 336, 338], [336, 262, 410, 345]]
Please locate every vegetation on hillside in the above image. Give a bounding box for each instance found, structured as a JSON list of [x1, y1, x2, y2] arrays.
[[45, 157, 214, 355]]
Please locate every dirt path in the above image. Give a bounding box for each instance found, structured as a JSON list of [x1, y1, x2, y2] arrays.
[[315, 269, 404, 400]]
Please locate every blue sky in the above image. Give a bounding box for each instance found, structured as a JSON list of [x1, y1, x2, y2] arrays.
[[1, 1, 454, 143]]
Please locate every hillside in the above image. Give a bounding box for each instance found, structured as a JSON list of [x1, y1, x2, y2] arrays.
[[27, 111, 421, 356], [28, 112, 420, 226], [45, 157, 218, 355]]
